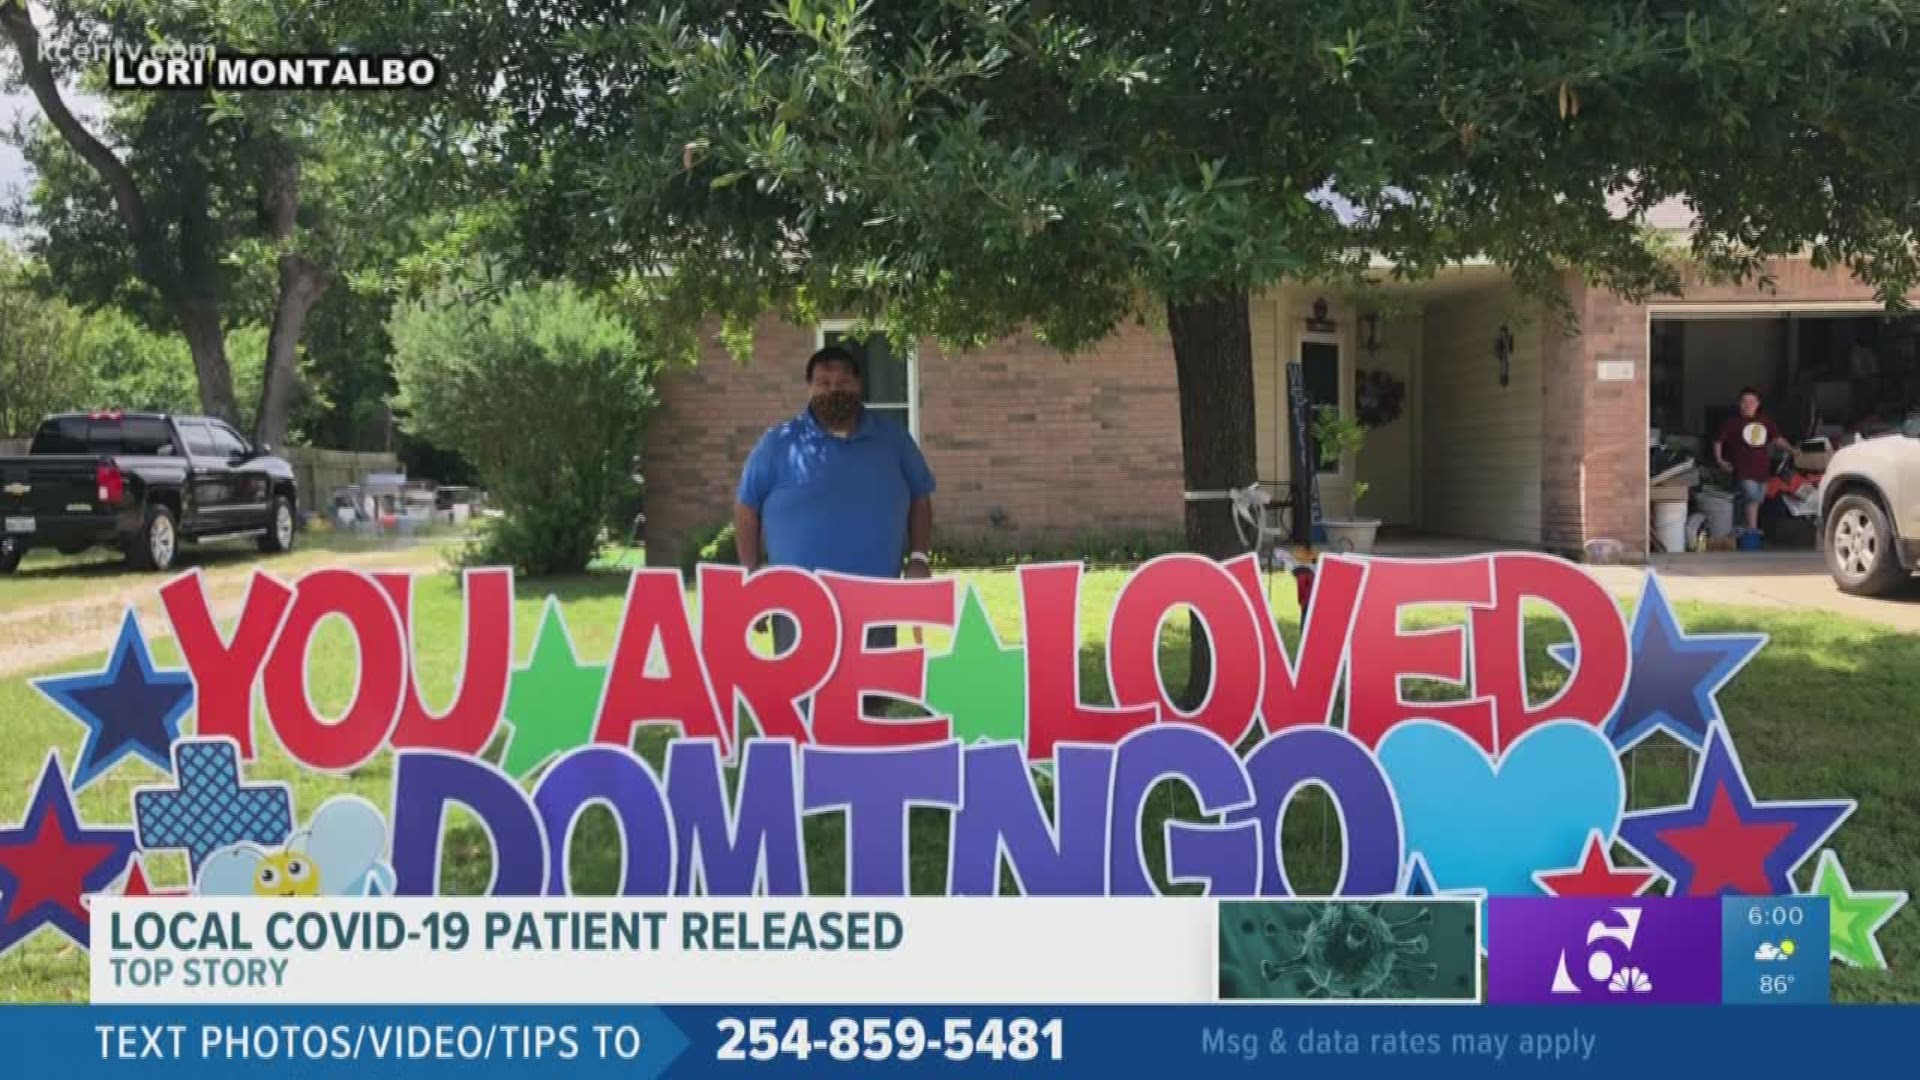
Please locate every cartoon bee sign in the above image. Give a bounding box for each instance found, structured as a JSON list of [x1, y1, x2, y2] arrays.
[[196, 796, 396, 898]]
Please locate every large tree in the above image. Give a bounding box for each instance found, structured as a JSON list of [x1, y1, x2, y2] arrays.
[[364, 0, 1920, 687], [0, 0, 399, 446]]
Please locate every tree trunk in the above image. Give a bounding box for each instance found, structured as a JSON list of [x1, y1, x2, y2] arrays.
[[178, 299, 238, 421], [174, 103, 241, 425], [1167, 290, 1258, 706], [252, 148, 330, 448], [254, 253, 330, 448]]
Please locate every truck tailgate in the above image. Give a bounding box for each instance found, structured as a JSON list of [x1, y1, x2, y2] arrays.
[[0, 456, 106, 519]]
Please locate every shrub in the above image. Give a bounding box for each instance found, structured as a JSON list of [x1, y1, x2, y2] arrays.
[[931, 530, 1186, 570], [679, 519, 739, 579], [390, 281, 658, 575]]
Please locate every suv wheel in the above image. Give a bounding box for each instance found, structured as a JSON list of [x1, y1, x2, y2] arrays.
[[258, 495, 296, 554], [1826, 493, 1907, 597], [125, 505, 179, 572]]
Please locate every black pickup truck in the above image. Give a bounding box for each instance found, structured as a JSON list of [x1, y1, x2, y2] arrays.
[[0, 411, 298, 573]]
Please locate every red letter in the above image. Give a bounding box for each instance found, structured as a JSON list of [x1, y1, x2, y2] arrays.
[[811, 574, 956, 748], [1022, 563, 1156, 761], [376, 569, 512, 755], [1470, 553, 1630, 753], [264, 569, 406, 771], [161, 570, 293, 759], [596, 570, 726, 750], [1225, 553, 1364, 733], [1345, 556, 1497, 753], [698, 565, 840, 746], [1109, 554, 1262, 747]]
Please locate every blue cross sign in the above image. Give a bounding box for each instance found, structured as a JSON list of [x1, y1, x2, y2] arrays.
[[133, 739, 293, 870]]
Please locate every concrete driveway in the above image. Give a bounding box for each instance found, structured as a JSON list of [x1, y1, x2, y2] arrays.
[[1369, 535, 1920, 633], [1586, 551, 1920, 633]]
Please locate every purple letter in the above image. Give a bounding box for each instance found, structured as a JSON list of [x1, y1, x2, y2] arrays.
[[665, 738, 805, 895], [803, 742, 961, 895], [950, 743, 1112, 895], [1110, 726, 1259, 896], [391, 752, 546, 896], [533, 746, 675, 896], [1227, 727, 1402, 896]]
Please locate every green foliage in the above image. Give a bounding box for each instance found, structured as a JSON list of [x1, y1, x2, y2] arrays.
[[0, 252, 87, 434], [297, 286, 403, 449], [931, 530, 1188, 570], [1312, 407, 1366, 466], [384, 0, 1920, 348], [390, 280, 660, 576], [678, 520, 739, 580], [70, 306, 200, 416], [6, 0, 445, 439], [1312, 407, 1368, 508], [0, 248, 301, 432]]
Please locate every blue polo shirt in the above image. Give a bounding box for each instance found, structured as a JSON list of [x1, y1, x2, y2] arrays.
[[737, 407, 935, 578]]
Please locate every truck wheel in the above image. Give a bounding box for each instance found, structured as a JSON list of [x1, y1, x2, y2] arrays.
[[1826, 493, 1907, 597], [0, 538, 22, 574], [258, 495, 296, 554], [125, 505, 179, 572]]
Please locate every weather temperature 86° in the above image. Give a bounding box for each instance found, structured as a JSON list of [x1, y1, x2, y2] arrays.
[[1747, 904, 1804, 928], [715, 1017, 1064, 1063]]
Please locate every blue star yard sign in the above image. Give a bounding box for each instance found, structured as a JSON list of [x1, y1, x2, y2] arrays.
[[32, 610, 195, 791], [1548, 574, 1764, 752]]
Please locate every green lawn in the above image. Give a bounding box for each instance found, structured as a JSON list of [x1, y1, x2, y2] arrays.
[[0, 562, 1913, 1002], [0, 528, 465, 611]]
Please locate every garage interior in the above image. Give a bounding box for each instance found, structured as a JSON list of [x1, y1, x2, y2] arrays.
[[1648, 311, 1920, 552]]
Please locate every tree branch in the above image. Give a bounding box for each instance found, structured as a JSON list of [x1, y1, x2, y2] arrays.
[[0, 0, 149, 240]]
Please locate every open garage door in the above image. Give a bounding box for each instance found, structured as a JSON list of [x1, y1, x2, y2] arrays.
[[1648, 309, 1920, 552]]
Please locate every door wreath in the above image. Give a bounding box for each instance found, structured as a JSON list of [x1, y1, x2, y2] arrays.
[[1355, 369, 1406, 429]]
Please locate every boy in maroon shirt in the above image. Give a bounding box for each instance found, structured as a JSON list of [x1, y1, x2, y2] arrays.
[[1714, 388, 1795, 532]]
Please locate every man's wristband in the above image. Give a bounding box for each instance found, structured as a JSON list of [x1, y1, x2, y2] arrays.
[[908, 551, 931, 565]]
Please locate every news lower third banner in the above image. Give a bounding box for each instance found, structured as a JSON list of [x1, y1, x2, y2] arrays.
[[31, 896, 1908, 1076], [93, 897, 1222, 1004]]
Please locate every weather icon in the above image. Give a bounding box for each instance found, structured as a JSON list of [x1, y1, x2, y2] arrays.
[[1754, 940, 1797, 962]]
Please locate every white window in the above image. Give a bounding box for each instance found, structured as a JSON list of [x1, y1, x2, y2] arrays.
[[818, 320, 920, 441]]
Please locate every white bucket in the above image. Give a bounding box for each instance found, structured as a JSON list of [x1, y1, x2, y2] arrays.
[[1653, 499, 1688, 554], [1697, 490, 1736, 538]]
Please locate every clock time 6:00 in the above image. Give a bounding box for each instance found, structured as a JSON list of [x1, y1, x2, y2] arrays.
[[1746, 905, 1805, 927]]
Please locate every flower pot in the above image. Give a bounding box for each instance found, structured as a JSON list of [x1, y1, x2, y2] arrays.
[[1320, 518, 1382, 554]]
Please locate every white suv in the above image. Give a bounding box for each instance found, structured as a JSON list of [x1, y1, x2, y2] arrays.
[[1820, 416, 1920, 596]]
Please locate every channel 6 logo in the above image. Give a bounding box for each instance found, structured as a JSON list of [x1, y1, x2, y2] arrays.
[[1488, 898, 1722, 1004]]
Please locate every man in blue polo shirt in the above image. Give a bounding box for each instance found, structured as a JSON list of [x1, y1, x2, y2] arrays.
[[734, 343, 936, 654]]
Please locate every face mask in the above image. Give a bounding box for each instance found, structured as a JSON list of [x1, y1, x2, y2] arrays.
[[812, 390, 862, 428]]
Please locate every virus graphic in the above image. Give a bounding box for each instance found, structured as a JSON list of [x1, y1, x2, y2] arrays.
[[1218, 900, 1474, 1000], [1261, 903, 1436, 997]]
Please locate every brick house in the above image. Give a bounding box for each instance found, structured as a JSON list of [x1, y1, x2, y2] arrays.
[[644, 256, 1920, 567]]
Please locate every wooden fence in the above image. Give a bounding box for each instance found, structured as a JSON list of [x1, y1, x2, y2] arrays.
[[0, 438, 26, 457], [282, 447, 401, 515]]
